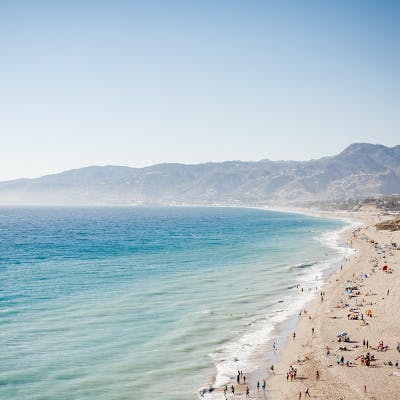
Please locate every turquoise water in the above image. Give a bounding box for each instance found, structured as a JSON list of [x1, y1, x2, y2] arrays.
[[0, 207, 346, 400]]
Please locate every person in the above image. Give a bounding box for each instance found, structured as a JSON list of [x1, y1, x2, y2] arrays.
[[231, 385, 235, 394], [312, 327, 315, 335], [246, 386, 249, 397], [298, 391, 302, 399], [243, 375, 246, 384], [316, 370, 320, 380], [262, 380, 266, 390], [293, 332, 296, 340], [270, 364, 274, 373], [236, 372, 240, 384], [257, 381, 260, 391], [305, 387, 311, 397]]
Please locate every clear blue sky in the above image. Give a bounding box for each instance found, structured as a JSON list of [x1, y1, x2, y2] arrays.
[[1, 0, 399, 180]]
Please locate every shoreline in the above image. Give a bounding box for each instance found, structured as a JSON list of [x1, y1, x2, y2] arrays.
[[201, 208, 360, 399], [202, 207, 400, 399]]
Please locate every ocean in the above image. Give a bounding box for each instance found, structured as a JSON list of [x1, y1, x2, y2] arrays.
[[0, 206, 350, 400]]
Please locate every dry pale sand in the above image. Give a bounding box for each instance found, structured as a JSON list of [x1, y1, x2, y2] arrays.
[[208, 210, 400, 400]]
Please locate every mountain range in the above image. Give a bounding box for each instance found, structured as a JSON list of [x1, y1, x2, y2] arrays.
[[1, 143, 399, 206]]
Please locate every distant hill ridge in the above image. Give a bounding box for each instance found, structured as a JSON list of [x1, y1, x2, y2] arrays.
[[1, 143, 400, 206]]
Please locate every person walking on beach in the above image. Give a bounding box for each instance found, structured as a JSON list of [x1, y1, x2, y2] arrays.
[[262, 379, 266, 391], [231, 385, 235, 394], [305, 387, 311, 397], [293, 331, 296, 340], [246, 386, 249, 397], [298, 391, 302, 399], [316, 370, 320, 380], [257, 381, 260, 391]]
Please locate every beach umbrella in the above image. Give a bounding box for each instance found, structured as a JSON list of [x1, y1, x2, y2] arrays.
[[337, 332, 347, 337]]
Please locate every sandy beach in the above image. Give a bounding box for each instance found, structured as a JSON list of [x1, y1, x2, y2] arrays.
[[208, 209, 400, 399]]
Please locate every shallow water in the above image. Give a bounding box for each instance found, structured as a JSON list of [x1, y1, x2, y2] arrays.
[[0, 206, 347, 399]]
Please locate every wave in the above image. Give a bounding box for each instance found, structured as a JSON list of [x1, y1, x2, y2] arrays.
[[288, 261, 317, 270]]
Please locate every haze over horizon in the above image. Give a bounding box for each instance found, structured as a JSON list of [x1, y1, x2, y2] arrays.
[[1, 1, 399, 181]]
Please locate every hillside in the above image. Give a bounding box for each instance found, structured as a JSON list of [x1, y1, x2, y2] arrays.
[[1, 143, 399, 206]]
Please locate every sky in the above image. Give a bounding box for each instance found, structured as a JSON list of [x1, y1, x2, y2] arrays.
[[0, 1, 399, 181]]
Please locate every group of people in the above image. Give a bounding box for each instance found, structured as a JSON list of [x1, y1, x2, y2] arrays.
[[286, 365, 298, 381], [236, 371, 246, 384], [220, 371, 252, 398], [223, 383, 250, 398], [256, 379, 266, 391], [377, 340, 388, 352], [359, 352, 375, 366]]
